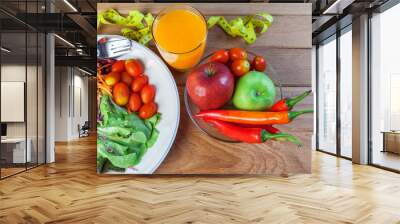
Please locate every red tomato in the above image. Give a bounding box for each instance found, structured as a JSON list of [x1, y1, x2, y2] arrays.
[[125, 59, 144, 77], [139, 102, 157, 119], [128, 93, 142, 112], [113, 82, 130, 106], [209, 49, 229, 64], [230, 59, 250, 77], [104, 72, 120, 86], [229, 48, 247, 61], [131, 75, 149, 92], [111, 60, 125, 73], [252, 56, 267, 71], [140, 84, 156, 104], [121, 72, 133, 85]]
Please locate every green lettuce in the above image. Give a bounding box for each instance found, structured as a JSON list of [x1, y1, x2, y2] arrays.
[[97, 95, 161, 173]]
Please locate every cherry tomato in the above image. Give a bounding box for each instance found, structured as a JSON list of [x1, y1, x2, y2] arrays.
[[104, 72, 120, 86], [131, 75, 149, 92], [229, 48, 247, 61], [111, 60, 125, 73], [210, 49, 229, 64], [140, 84, 156, 104], [128, 93, 142, 112], [139, 102, 157, 119], [113, 82, 129, 106], [121, 72, 133, 85], [230, 59, 250, 77], [252, 56, 267, 71], [125, 59, 144, 77]]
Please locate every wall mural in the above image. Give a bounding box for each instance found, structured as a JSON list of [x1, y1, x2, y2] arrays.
[[96, 3, 313, 175]]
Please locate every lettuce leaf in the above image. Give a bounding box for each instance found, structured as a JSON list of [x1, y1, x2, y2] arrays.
[[97, 95, 161, 173]]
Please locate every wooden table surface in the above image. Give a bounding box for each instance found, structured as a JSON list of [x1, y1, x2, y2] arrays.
[[98, 3, 313, 176]]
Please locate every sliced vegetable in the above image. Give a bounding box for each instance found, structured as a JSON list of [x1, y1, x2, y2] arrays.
[[196, 109, 313, 125]]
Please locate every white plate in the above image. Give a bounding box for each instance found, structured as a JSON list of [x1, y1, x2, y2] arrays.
[[98, 35, 180, 174]]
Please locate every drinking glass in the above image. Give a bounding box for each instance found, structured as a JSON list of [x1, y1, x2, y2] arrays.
[[152, 5, 207, 71]]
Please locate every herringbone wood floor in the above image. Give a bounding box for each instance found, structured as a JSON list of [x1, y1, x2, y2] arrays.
[[1, 135, 400, 224]]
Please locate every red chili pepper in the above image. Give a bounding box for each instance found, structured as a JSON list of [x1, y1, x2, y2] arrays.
[[269, 90, 311, 112], [238, 124, 281, 134], [204, 119, 301, 145], [196, 109, 313, 125]]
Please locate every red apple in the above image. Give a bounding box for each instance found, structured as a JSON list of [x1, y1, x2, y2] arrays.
[[186, 62, 234, 110]]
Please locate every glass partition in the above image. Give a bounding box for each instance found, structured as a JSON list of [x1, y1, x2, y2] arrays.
[[317, 36, 337, 154], [339, 27, 352, 158], [0, 1, 46, 179], [0, 30, 28, 178], [370, 3, 400, 171]]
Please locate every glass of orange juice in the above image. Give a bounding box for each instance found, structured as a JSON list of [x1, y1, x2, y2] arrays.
[[152, 5, 207, 71]]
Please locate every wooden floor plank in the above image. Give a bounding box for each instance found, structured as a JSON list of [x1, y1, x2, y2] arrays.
[[0, 135, 400, 223]]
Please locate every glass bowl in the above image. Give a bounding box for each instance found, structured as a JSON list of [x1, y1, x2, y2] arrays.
[[184, 51, 283, 142]]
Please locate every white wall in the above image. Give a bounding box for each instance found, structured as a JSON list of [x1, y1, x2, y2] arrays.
[[54, 67, 89, 141]]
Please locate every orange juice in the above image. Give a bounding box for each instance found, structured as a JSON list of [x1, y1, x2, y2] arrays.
[[153, 6, 207, 71]]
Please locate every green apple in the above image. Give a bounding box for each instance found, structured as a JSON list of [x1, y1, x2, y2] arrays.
[[232, 71, 276, 110]]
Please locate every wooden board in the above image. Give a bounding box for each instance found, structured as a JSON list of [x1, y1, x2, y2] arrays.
[[97, 3, 312, 176]]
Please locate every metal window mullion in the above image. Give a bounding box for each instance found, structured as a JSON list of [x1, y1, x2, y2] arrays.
[[25, 0, 28, 171], [316, 44, 320, 150], [367, 10, 373, 165], [336, 28, 341, 157], [0, 19, 2, 179]]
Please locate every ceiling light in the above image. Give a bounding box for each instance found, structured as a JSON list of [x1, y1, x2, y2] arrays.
[[54, 34, 75, 48], [63, 0, 78, 12], [322, 0, 355, 15], [1, 47, 11, 53], [77, 67, 93, 76]]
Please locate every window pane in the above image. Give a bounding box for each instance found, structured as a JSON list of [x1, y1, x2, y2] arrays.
[[1, 31, 27, 177], [318, 37, 337, 154], [371, 3, 400, 171], [340, 29, 352, 158]]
